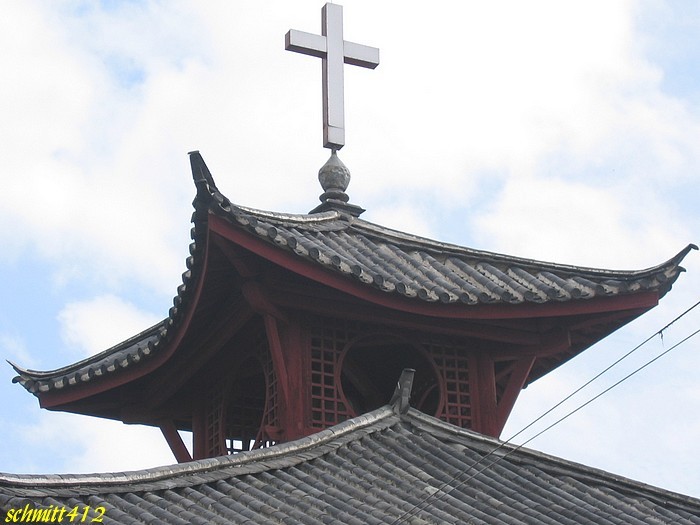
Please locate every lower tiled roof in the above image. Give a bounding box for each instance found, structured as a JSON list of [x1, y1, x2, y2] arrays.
[[2, 406, 699, 524]]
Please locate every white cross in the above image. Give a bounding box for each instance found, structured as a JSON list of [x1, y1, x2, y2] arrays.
[[286, 3, 379, 150]]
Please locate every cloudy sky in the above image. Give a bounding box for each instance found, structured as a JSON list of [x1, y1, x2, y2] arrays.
[[1, 0, 700, 498]]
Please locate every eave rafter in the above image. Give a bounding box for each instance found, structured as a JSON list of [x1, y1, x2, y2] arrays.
[[32, 227, 214, 410], [566, 306, 652, 332], [212, 231, 292, 404], [139, 294, 256, 412]]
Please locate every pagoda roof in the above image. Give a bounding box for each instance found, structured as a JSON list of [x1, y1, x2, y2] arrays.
[[2, 402, 699, 523], [11, 151, 696, 398], [197, 163, 694, 308]]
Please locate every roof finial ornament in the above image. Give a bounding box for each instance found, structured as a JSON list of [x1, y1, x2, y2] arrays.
[[310, 149, 365, 216], [318, 149, 351, 203]]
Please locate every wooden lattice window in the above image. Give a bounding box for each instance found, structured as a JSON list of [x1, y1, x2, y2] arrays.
[[260, 337, 279, 442], [224, 356, 267, 453], [201, 322, 279, 457], [308, 316, 475, 430], [428, 342, 472, 428], [204, 381, 227, 458], [309, 318, 357, 428]]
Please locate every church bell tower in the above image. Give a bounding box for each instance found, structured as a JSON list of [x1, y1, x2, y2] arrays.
[[11, 3, 694, 463]]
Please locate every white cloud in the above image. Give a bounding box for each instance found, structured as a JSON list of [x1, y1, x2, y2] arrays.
[[17, 411, 176, 474], [0, 334, 38, 369], [471, 174, 693, 268], [3, 1, 697, 278], [58, 295, 160, 357], [1, 0, 699, 497]]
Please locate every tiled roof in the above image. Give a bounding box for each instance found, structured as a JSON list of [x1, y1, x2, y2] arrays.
[[10, 152, 696, 396], [2, 404, 699, 524], [195, 150, 694, 306], [211, 193, 694, 306]]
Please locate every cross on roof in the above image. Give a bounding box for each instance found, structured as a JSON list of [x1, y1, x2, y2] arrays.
[[286, 3, 379, 150]]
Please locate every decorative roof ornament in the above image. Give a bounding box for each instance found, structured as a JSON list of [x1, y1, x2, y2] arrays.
[[286, 3, 380, 150], [310, 150, 365, 216], [318, 150, 350, 201]]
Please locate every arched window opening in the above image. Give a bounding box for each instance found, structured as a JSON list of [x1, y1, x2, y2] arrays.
[[340, 337, 441, 416]]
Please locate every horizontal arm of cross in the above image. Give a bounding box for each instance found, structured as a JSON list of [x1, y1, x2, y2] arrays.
[[344, 41, 379, 69], [285, 30, 325, 58], [285, 30, 380, 69]]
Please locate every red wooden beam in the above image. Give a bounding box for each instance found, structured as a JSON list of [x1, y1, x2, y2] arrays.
[[242, 281, 289, 323], [160, 421, 192, 463], [263, 313, 291, 404], [192, 406, 206, 460], [278, 318, 308, 440], [469, 354, 499, 437], [495, 356, 536, 435], [208, 215, 660, 321]]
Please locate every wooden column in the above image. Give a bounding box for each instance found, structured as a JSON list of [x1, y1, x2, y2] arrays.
[[278, 316, 308, 441], [192, 406, 206, 460], [469, 353, 499, 437]]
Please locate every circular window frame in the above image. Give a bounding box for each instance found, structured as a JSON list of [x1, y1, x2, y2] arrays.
[[337, 332, 444, 417]]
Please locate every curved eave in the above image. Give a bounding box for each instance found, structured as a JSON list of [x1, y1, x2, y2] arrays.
[[9, 320, 166, 382], [199, 154, 695, 308], [196, 150, 697, 312], [209, 213, 673, 320], [354, 218, 697, 281], [10, 155, 218, 404], [10, 151, 696, 403]]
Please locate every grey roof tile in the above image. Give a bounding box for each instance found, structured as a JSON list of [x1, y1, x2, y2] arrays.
[[2, 407, 697, 524]]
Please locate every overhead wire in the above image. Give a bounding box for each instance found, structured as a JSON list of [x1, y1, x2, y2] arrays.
[[503, 298, 700, 444], [508, 326, 700, 450], [387, 299, 700, 524]]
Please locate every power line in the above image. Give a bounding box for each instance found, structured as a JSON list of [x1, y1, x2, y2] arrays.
[[504, 298, 700, 444], [388, 300, 700, 524], [391, 325, 700, 524], [516, 326, 700, 450]]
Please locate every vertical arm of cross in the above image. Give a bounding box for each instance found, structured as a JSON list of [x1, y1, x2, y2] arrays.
[[322, 3, 345, 149], [285, 3, 379, 151]]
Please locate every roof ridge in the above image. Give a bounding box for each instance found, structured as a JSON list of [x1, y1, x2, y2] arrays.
[[4, 406, 700, 512], [188, 150, 698, 279], [0, 407, 397, 491]]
